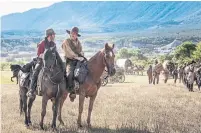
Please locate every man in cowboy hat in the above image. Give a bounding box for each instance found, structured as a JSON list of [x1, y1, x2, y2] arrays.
[[61, 27, 84, 101], [27, 28, 57, 98]]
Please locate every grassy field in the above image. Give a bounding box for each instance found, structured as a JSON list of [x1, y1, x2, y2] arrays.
[[1, 71, 16, 85], [1, 71, 201, 133]]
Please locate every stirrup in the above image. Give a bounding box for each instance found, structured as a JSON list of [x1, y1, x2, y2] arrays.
[[27, 91, 34, 98], [74, 80, 79, 91]]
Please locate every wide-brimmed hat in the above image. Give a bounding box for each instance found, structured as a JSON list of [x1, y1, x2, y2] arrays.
[[46, 28, 56, 37], [66, 27, 81, 37]]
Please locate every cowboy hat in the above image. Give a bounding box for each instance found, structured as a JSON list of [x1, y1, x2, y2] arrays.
[[66, 27, 81, 37], [46, 28, 56, 37]]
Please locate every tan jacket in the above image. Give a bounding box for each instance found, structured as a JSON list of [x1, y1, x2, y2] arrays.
[[61, 38, 83, 60]]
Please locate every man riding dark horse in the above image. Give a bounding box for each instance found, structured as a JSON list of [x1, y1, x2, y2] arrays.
[[27, 28, 64, 98], [61, 27, 84, 101]]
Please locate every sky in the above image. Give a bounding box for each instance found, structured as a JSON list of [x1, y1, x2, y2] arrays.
[[0, 1, 59, 17], [0, 0, 198, 17]]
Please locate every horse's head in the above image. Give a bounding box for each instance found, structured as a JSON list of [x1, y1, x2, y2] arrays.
[[10, 64, 21, 78], [10, 64, 21, 71], [103, 43, 116, 76], [189, 65, 194, 72], [43, 46, 57, 71]]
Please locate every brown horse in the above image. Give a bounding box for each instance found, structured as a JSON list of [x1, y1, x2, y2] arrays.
[[152, 63, 169, 84], [147, 65, 152, 84], [67, 43, 116, 127]]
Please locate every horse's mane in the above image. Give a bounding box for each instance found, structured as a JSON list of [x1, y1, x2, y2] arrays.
[[88, 48, 104, 63]]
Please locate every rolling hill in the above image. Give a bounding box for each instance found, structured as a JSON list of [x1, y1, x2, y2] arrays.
[[1, 1, 201, 33]]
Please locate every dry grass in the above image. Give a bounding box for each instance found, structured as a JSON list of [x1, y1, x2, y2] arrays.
[[1, 73, 201, 133], [1, 71, 16, 84]]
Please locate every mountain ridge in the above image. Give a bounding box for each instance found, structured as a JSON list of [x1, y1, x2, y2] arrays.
[[2, 1, 201, 33]]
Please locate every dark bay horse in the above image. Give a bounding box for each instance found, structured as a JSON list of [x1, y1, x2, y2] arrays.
[[36, 47, 66, 130], [10, 64, 36, 127], [10, 62, 37, 127], [17, 47, 67, 130], [70, 43, 116, 127]]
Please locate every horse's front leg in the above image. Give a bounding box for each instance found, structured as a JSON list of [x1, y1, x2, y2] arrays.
[[58, 92, 68, 126], [51, 96, 61, 130], [153, 74, 155, 85], [27, 95, 36, 125], [40, 95, 48, 130], [157, 74, 159, 84], [22, 93, 28, 127], [87, 93, 97, 128], [19, 96, 23, 116], [77, 94, 85, 127]]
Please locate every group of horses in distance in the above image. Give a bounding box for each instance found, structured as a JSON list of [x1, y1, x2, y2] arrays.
[[10, 43, 116, 130], [146, 60, 201, 91], [181, 62, 201, 91], [115, 58, 201, 92]]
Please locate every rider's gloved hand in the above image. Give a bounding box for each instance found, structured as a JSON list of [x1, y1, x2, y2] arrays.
[[76, 57, 84, 61]]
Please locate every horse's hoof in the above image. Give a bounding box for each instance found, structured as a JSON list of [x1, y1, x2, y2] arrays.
[[59, 121, 64, 126], [24, 123, 29, 127], [51, 127, 57, 132], [51, 125, 57, 131], [28, 121, 32, 126], [88, 124, 91, 128], [78, 124, 83, 128], [70, 96, 76, 102], [40, 124, 44, 130]]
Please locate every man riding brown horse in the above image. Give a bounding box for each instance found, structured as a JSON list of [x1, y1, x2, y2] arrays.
[[27, 28, 63, 98], [61, 27, 84, 101]]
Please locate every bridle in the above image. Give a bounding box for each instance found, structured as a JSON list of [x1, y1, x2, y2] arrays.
[[102, 49, 115, 78], [43, 51, 63, 84]]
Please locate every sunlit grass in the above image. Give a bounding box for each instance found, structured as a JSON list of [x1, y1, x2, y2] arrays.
[[1, 71, 16, 85], [1, 75, 201, 133]]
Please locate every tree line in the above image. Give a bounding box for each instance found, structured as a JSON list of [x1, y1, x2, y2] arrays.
[[116, 41, 201, 67]]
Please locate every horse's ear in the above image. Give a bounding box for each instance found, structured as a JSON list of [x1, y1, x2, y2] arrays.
[[112, 44, 115, 49], [105, 43, 109, 50]]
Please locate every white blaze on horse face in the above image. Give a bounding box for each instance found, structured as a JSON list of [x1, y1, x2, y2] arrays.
[[109, 51, 113, 57]]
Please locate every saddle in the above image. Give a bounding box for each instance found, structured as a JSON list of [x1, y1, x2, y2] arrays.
[[74, 60, 89, 85], [19, 72, 30, 88], [36, 69, 44, 96], [67, 60, 88, 92], [19, 70, 42, 96]]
